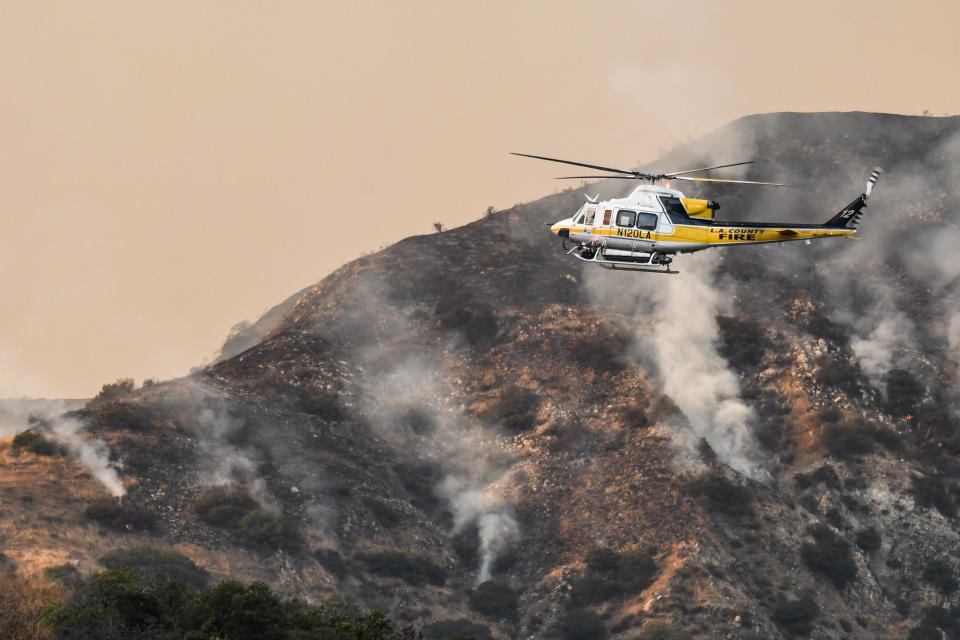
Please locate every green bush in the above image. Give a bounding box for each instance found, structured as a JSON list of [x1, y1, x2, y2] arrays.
[[922, 559, 958, 594], [85, 497, 161, 533], [99, 546, 209, 589], [357, 551, 446, 586], [468, 580, 518, 621], [910, 475, 957, 518], [43, 568, 401, 640], [772, 596, 819, 636], [423, 618, 493, 640], [886, 369, 923, 419], [560, 608, 608, 640], [800, 524, 857, 588], [855, 527, 881, 553], [195, 485, 301, 551], [682, 472, 753, 516], [11, 429, 58, 456], [479, 386, 539, 433], [716, 315, 767, 370]]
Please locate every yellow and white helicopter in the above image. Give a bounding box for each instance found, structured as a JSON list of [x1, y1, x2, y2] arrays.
[[513, 152, 882, 273]]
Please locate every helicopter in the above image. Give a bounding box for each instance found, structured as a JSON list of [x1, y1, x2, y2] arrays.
[[512, 152, 882, 273]]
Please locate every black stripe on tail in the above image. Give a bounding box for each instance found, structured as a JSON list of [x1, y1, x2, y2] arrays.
[[823, 168, 883, 229]]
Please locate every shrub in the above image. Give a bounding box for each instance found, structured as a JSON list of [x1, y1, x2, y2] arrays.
[[618, 404, 650, 430], [822, 419, 898, 459], [93, 378, 136, 403], [11, 429, 57, 456], [637, 621, 689, 640], [468, 580, 518, 621], [357, 552, 446, 586], [814, 355, 860, 394], [584, 546, 619, 573], [572, 546, 657, 605], [423, 618, 493, 640], [922, 559, 958, 594], [716, 315, 767, 370], [801, 524, 857, 588], [795, 464, 841, 490], [314, 548, 347, 579], [434, 291, 497, 344], [682, 472, 753, 516], [806, 313, 850, 345], [99, 547, 209, 589], [195, 485, 301, 551], [822, 421, 875, 458], [43, 568, 401, 640], [560, 608, 608, 640], [855, 527, 881, 553], [43, 563, 81, 587], [84, 497, 161, 533], [364, 498, 400, 528], [566, 329, 627, 373], [297, 387, 345, 421], [886, 369, 923, 419], [236, 511, 302, 551], [97, 405, 155, 431], [909, 606, 960, 640], [479, 386, 539, 433], [772, 596, 819, 636], [910, 474, 957, 518]]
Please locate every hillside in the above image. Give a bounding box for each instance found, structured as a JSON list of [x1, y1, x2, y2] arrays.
[[5, 112, 960, 639]]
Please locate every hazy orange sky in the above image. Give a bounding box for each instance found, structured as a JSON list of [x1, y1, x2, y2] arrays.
[[2, 1, 959, 398]]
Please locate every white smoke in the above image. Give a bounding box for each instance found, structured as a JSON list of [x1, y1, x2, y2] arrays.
[[850, 311, 914, 389], [346, 272, 521, 582], [587, 252, 767, 481], [437, 475, 518, 584], [47, 413, 126, 497]]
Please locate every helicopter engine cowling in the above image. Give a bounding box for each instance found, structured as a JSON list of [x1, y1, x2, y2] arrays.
[[681, 198, 720, 219]]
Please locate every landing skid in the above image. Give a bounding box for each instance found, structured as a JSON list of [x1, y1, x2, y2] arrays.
[[568, 244, 677, 274]]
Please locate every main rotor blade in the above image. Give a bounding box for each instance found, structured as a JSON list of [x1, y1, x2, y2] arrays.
[[511, 152, 638, 176], [666, 161, 753, 176], [554, 175, 640, 180], [672, 175, 792, 187]]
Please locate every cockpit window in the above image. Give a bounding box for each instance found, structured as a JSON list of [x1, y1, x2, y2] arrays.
[[636, 212, 658, 230], [659, 196, 687, 217], [583, 207, 596, 226], [616, 210, 636, 227], [573, 213, 584, 225]]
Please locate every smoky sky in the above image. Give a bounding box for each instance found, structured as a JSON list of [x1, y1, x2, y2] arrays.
[[2, 0, 959, 398]]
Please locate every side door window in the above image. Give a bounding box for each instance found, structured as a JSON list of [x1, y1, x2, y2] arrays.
[[602, 209, 612, 226], [636, 212, 658, 230], [616, 210, 636, 227]]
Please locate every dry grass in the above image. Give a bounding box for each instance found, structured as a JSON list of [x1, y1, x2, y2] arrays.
[[0, 569, 63, 640]]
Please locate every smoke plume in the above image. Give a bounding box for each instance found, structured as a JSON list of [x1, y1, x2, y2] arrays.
[[586, 252, 767, 481]]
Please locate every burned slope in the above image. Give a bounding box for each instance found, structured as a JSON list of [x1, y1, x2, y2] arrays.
[[7, 112, 960, 639]]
